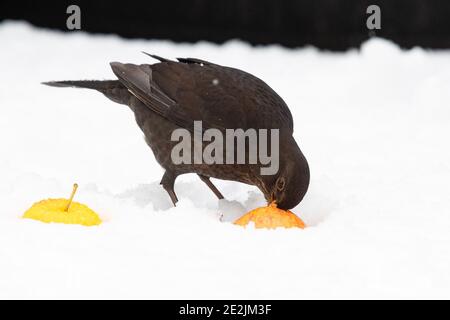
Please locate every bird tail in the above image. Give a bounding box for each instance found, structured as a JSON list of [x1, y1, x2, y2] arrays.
[[42, 80, 130, 105], [42, 80, 119, 91]]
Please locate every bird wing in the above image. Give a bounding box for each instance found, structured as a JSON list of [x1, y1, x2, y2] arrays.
[[110, 58, 293, 133]]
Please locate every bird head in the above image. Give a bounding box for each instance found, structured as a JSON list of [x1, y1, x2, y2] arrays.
[[259, 135, 310, 210]]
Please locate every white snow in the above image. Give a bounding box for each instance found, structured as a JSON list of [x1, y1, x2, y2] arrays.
[[1, 21, 450, 299]]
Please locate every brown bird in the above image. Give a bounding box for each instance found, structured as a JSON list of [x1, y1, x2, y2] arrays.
[[43, 54, 309, 210]]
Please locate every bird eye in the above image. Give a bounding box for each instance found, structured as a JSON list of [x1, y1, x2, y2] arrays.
[[276, 177, 285, 191]]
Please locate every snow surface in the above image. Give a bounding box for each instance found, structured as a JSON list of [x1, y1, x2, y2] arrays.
[[1, 21, 450, 299]]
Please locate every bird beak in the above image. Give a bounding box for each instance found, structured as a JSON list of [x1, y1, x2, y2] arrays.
[[267, 191, 277, 206]]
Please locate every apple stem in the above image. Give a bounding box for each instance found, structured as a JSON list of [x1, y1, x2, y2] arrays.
[[64, 183, 78, 212]]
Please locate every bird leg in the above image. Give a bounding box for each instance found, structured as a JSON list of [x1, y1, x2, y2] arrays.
[[198, 174, 224, 200], [160, 171, 178, 206]]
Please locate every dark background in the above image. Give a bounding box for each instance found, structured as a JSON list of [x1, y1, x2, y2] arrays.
[[1, 0, 449, 50]]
